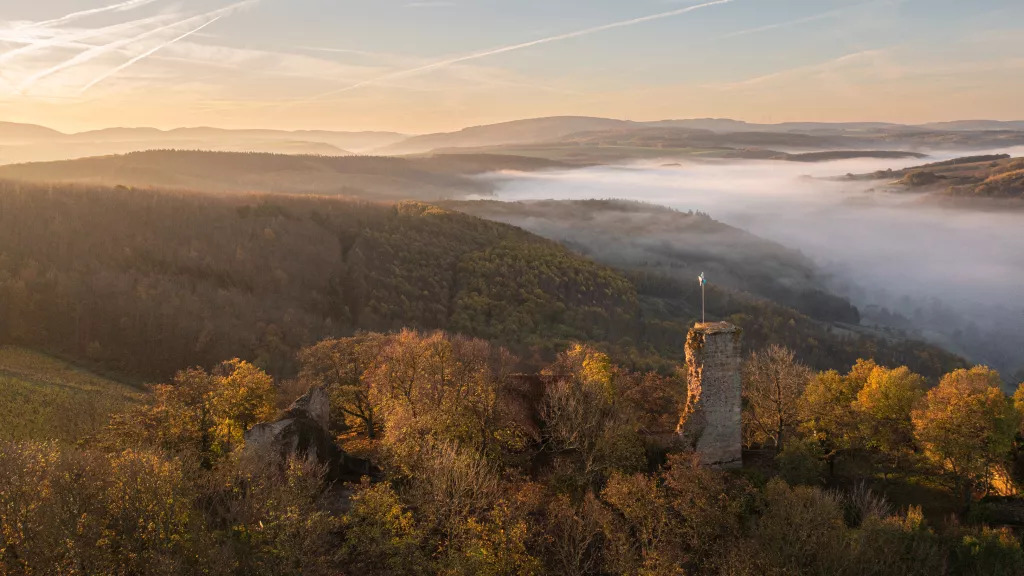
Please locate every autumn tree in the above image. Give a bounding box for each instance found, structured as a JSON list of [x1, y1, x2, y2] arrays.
[[659, 452, 743, 572], [444, 486, 544, 576], [799, 361, 874, 474], [742, 345, 813, 452], [1014, 383, 1024, 436], [365, 330, 530, 466], [912, 366, 1019, 510], [737, 479, 849, 575], [340, 480, 426, 576], [601, 472, 679, 575], [542, 493, 610, 576], [299, 334, 388, 437], [539, 344, 646, 487], [107, 361, 276, 462], [211, 359, 277, 446], [854, 365, 925, 471]]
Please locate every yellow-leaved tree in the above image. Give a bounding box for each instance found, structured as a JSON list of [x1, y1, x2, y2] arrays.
[[854, 365, 925, 474], [107, 360, 276, 464], [212, 359, 277, 448], [799, 360, 876, 475], [912, 366, 1019, 511]]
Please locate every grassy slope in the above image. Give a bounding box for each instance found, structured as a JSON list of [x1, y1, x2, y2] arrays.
[[847, 155, 1024, 198], [0, 346, 143, 442]]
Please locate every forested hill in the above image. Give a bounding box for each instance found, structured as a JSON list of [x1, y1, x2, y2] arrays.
[[0, 181, 963, 381], [443, 199, 860, 325], [0, 150, 571, 201]]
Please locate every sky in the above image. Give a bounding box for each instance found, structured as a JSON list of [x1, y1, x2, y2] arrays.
[[0, 0, 1021, 133]]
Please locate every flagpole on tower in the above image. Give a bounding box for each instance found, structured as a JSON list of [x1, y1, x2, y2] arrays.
[[699, 272, 706, 324]]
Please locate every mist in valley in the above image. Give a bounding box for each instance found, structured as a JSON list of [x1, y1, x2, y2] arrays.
[[480, 151, 1024, 381]]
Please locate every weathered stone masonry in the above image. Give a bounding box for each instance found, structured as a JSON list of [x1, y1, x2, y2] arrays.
[[678, 322, 742, 469]]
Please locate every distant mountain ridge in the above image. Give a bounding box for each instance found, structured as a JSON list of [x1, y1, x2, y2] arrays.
[[0, 122, 406, 147], [3, 116, 1024, 165], [374, 116, 1024, 156], [0, 122, 409, 164]]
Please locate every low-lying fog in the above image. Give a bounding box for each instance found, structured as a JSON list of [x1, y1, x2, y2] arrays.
[[481, 150, 1024, 380]]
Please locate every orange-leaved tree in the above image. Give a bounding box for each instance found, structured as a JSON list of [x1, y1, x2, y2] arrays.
[[912, 366, 1019, 510]]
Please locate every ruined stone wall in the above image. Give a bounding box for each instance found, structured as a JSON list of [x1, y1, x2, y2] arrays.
[[679, 322, 742, 468]]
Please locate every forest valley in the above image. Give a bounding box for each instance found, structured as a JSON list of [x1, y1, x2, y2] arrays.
[[0, 178, 1023, 575]]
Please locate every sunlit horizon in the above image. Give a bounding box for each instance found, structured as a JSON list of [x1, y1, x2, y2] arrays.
[[1, 0, 1022, 133]]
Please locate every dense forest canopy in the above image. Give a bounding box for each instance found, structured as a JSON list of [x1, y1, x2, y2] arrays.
[[442, 199, 861, 325], [0, 180, 963, 382]]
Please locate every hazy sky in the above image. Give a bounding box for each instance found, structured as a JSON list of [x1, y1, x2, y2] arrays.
[[0, 0, 1021, 133]]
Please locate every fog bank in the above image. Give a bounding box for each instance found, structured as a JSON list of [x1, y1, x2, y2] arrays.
[[481, 153, 1024, 379]]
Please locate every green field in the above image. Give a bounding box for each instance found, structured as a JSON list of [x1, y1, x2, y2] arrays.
[[0, 346, 144, 442]]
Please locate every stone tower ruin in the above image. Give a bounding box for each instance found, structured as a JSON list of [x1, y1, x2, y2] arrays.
[[678, 322, 742, 469]]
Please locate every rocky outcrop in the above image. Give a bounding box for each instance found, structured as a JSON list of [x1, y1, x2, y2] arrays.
[[244, 387, 338, 469]]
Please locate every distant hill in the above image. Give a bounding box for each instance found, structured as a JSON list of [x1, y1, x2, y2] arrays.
[[376, 116, 637, 155], [917, 120, 1024, 132], [0, 150, 573, 201], [442, 199, 858, 320], [0, 121, 410, 164], [66, 126, 407, 152], [648, 119, 908, 134], [5, 117, 1024, 164], [0, 121, 65, 143], [380, 116, 1024, 157], [844, 154, 1024, 199], [415, 126, 927, 164], [0, 181, 963, 381]]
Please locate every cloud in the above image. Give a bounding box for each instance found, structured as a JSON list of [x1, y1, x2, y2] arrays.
[[404, 1, 455, 7]]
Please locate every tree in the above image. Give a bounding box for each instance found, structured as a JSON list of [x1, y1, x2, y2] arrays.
[[742, 345, 813, 452], [799, 362, 874, 475], [299, 334, 388, 438], [108, 361, 276, 462], [854, 365, 925, 469], [211, 359, 277, 448], [543, 493, 609, 576], [1013, 383, 1024, 436], [912, 367, 1019, 510], [540, 344, 646, 486], [340, 480, 425, 576], [739, 479, 849, 575], [364, 330, 530, 465], [601, 472, 675, 574]]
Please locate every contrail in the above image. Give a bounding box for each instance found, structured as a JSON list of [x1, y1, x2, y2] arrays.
[[28, 0, 161, 30], [0, 14, 173, 66], [17, 0, 257, 93], [300, 0, 733, 102], [717, 0, 899, 40], [80, 16, 223, 93]]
